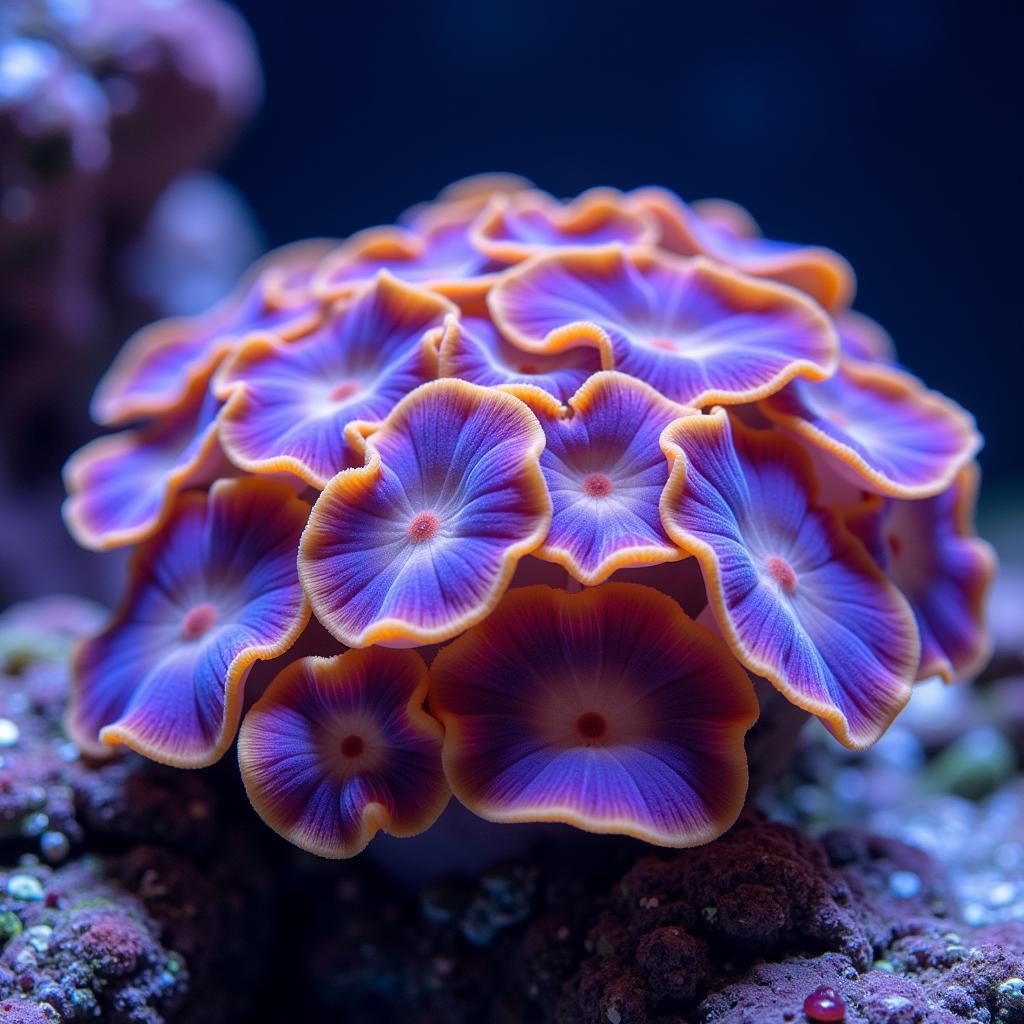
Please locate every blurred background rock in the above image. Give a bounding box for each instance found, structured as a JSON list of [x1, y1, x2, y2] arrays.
[[0, 0, 263, 604]]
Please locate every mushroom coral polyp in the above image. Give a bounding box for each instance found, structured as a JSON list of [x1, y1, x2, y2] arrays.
[[64, 176, 995, 858]]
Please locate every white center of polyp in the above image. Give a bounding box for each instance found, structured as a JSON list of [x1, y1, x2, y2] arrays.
[[764, 555, 798, 596], [582, 473, 613, 498], [408, 512, 439, 543], [181, 603, 217, 641]]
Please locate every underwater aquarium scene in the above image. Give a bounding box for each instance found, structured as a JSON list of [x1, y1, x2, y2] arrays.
[[1, 1, 1022, 1021]]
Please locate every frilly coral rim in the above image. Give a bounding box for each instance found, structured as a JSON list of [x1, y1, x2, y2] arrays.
[[430, 582, 758, 847], [930, 463, 997, 683], [213, 271, 452, 489], [433, 171, 536, 205], [488, 244, 841, 408], [68, 479, 312, 768], [90, 240, 326, 426], [61, 379, 223, 551], [298, 378, 552, 647], [312, 205, 499, 306], [761, 356, 983, 499], [689, 197, 762, 239], [238, 649, 449, 859], [507, 371, 694, 585], [659, 407, 917, 750], [844, 466, 998, 685], [628, 186, 857, 312], [469, 187, 659, 262]]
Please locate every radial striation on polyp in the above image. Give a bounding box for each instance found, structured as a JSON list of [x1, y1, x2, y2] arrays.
[[470, 187, 658, 263], [489, 245, 839, 408], [438, 314, 602, 402], [513, 371, 692, 585], [659, 407, 920, 749], [90, 240, 325, 426], [844, 464, 996, 685], [215, 272, 454, 488], [298, 378, 552, 648], [239, 647, 448, 858], [627, 186, 855, 312], [429, 583, 759, 846], [62, 380, 224, 551], [761, 356, 981, 499], [70, 478, 310, 767]]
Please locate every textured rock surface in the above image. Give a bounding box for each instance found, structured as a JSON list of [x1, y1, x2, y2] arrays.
[[0, 599, 271, 1023], [2, 595, 1024, 1023], [287, 814, 1024, 1023]]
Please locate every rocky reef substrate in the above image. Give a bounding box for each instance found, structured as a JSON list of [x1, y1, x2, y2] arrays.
[[2, 597, 1022, 1024]]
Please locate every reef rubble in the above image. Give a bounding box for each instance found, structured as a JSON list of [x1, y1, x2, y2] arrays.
[[1, 595, 1022, 1023]]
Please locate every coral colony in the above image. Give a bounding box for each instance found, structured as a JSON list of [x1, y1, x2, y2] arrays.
[[62, 175, 995, 858]]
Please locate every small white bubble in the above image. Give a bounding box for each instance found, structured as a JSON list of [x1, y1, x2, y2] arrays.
[[40, 831, 70, 864], [989, 882, 1017, 907], [889, 870, 922, 899], [26, 925, 52, 954], [6, 873, 43, 901], [21, 812, 49, 838], [0, 718, 20, 747], [963, 902, 987, 927]]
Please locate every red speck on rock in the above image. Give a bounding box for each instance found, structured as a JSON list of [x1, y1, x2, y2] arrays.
[[804, 985, 845, 1021]]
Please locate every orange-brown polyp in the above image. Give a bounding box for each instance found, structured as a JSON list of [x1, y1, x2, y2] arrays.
[[430, 584, 758, 846]]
